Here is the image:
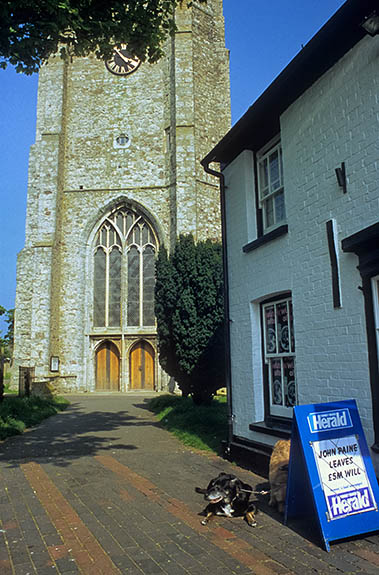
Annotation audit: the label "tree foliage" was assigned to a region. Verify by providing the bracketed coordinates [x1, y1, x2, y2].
[0, 307, 14, 358]
[0, 306, 14, 403]
[155, 235, 225, 404]
[0, 0, 206, 74]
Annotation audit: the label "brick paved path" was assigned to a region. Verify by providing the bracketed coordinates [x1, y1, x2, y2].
[1, 394, 379, 575]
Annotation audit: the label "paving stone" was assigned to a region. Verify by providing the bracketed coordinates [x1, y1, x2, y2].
[13, 563, 37, 575]
[0, 544, 10, 563]
[11, 548, 33, 566]
[112, 554, 141, 571]
[54, 556, 81, 573]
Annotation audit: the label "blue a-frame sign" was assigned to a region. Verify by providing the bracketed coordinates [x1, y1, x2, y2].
[284, 400, 379, 551]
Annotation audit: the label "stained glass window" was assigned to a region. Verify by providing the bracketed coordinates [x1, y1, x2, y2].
[108, 248, 121, 326]
[143, 245, 156, 326]
[94, 248, 106, 326]
[93, 207, 158, 329]
[127, 246, 140, 326]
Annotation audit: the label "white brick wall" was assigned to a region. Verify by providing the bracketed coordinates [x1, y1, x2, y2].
[224, 34, 379, 447]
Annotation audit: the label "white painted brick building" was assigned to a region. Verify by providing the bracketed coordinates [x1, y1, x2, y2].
[203, 0, 379, 473]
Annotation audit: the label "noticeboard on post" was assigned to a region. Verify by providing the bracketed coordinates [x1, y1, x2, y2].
[284, 400, 379, 551]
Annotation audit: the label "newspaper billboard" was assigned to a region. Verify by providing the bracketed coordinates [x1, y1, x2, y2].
[285, 400, 379, 551]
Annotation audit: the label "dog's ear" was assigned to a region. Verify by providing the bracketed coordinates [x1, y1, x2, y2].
[223, 473, 236, 480]
[195, 487, 207, 494]
[217, 473, 229, 481]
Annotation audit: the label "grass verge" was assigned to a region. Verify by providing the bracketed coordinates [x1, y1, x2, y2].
[2, 380, 17, 395]
[147, 394, 227, 454]
[0, 395, 69, 440]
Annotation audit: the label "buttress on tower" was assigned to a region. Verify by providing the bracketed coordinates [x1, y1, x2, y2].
[13, 0, 231, 393]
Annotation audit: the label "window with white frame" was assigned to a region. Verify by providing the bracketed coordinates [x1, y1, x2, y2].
[93, 206, 158, 329]
[257, 140, 285, 232]
[262, 296, 296, 418]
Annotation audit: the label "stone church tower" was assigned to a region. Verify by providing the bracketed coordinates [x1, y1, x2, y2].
[13, 0, 230, 393]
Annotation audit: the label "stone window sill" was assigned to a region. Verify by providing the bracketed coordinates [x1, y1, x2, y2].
[249, 420, 291, 439]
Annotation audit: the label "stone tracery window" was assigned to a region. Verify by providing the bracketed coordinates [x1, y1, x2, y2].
[93, 207, 158, 328]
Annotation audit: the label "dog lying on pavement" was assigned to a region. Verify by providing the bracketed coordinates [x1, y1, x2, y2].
[195, 472, 258, 527]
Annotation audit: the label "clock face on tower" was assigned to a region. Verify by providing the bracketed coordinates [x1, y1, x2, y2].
[105, 45, 141, 76]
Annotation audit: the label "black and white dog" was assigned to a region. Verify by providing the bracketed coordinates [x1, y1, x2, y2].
[195, 472, 258, 527]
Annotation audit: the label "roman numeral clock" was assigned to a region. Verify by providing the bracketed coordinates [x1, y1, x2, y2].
[105, 44, 141, 76]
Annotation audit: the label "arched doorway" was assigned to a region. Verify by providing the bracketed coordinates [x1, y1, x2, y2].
[129, 341, 155, 390]
[95, 341, 120, 391]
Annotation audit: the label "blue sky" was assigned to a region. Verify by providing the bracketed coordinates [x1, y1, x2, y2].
[0, 0, 345, 334]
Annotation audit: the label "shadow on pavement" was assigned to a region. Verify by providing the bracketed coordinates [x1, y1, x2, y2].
[0, 399, 161, 468]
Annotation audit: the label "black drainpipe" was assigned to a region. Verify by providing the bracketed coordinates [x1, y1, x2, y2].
[201, 158, 233, 457]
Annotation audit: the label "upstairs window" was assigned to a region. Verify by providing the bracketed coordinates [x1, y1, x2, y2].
[257, 141, 285, 232]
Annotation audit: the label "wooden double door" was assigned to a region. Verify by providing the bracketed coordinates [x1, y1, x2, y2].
[95, 340, 154, 391]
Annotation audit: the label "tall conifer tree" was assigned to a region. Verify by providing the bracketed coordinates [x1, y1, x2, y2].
[155, 235, 225, 404]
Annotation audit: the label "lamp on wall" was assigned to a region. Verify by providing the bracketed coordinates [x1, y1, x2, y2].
[335, 162, 347, 194]
[361, 11, 379, 36]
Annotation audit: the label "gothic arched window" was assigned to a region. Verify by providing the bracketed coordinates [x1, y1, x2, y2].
[93, 207, 158, 328]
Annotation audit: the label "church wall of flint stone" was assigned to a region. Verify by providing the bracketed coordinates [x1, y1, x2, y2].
[13, 0, 231, 393]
